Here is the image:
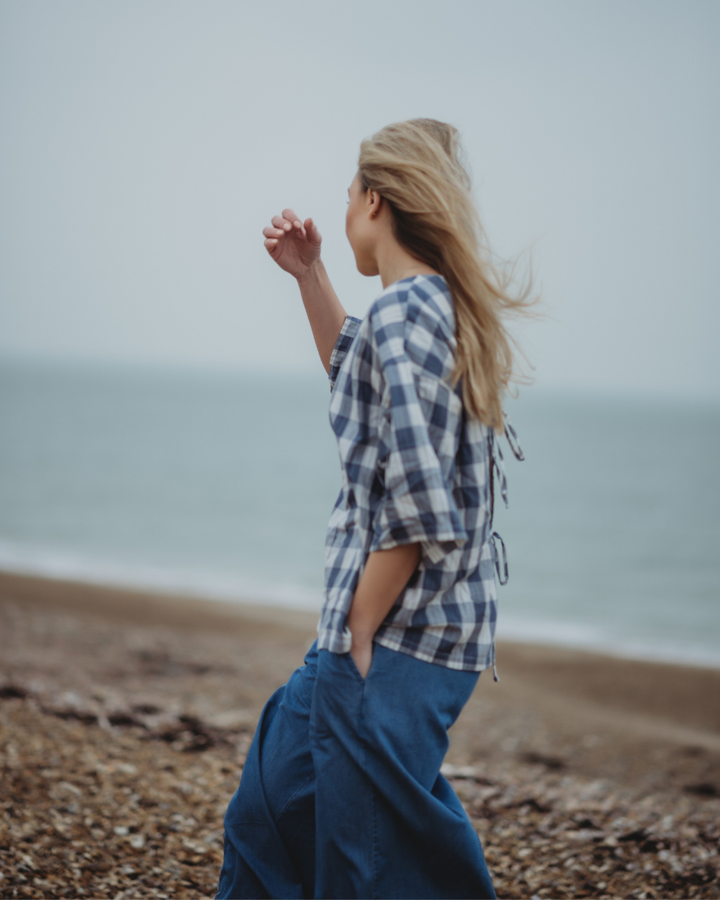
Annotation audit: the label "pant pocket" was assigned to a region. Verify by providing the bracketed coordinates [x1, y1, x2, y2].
[344, 647, 375, 683]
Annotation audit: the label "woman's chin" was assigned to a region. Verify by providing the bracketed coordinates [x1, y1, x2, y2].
[356, 260, 379, 278]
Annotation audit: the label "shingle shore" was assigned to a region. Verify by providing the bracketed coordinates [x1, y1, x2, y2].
[1, 573, 718, 899]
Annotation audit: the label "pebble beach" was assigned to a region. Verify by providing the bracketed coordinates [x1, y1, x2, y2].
[1, 570, 719, 899]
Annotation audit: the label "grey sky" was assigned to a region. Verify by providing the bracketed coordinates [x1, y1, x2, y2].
[1, 0, 718, 397]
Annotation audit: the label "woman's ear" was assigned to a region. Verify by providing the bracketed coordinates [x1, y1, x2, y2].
[367, 189, 383, 220]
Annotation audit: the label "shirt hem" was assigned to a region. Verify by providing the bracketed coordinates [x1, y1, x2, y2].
[375, 631, 494, 673]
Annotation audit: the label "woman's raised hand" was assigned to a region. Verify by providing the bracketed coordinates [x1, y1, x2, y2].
[263, 207, 346, 372]
[263, 208, 322, 280]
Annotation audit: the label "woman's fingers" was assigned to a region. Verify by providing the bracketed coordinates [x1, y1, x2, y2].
[263, 223, 281, 253]
[270, 215, 292, 232]
[282, 209, 306, 239]
[269, 210, 305, 239]
[304, 217, 321, 245]
[263, 209, 319, 267]
[281, 208, 303, 229]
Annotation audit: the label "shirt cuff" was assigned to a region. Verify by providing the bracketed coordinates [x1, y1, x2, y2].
[328, 316, 362, 391]
[371, 503, 468, 565]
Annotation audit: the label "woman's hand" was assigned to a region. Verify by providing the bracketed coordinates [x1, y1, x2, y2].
[262, 206, 346, 372]
[263, 208, 322, 280]
[347, 543, 421, 680]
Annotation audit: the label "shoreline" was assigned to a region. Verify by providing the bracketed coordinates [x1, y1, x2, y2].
[2, 567, 720, 743]
[1, 564, 718, 673]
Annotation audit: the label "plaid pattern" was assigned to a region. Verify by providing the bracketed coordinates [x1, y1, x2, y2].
[319, 274, 516, 672]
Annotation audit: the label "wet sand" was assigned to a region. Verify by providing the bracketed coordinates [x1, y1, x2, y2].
[1, 570, 718, 898]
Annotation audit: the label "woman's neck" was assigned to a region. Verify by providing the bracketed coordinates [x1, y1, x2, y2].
[377, 246, 439, 289]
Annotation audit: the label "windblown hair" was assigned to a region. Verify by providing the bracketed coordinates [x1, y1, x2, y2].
[358, 119, 534, 430]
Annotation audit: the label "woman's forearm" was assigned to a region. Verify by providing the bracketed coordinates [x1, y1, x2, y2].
[296, 260, 347, 373]
[347, 543, 421, 676]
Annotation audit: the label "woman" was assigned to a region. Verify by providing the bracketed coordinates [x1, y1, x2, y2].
[217, 119, 529, 900]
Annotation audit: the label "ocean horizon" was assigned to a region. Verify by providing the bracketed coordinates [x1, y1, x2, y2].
[1, 357, 719, 669]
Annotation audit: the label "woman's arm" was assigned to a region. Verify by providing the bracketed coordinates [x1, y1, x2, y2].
[263, 208, 347, 373]
[296, 260, 348, 373]
[347, 542, 421, 678]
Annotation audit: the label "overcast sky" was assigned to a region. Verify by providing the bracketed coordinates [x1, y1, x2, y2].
[1, 0, 718, 398]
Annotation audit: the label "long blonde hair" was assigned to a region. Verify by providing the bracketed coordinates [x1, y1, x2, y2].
[358, 119, 534, 430]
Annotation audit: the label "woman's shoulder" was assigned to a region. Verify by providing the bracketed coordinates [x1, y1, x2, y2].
[366, 275, 457, 374]
[368, 274, 454, 334]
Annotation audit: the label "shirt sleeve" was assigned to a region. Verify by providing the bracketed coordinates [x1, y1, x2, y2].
[369, 306, 467, 565]
[328, 316, 362, 391]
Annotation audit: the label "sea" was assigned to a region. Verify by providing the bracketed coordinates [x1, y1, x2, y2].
[1, 359, 719, 668]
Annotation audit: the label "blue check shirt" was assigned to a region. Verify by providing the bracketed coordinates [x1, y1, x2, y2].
[319, 274, 520, 672]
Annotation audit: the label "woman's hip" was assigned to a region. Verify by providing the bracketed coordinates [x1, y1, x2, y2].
[310, 644, 479, 788]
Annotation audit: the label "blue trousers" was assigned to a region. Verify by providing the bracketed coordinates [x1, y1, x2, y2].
[217, 642, 496, 900]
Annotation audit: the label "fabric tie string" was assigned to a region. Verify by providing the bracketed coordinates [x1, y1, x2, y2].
[491, 531, 508, 586]
[492, 437, 509, 509]
[503, 413, 525, 461]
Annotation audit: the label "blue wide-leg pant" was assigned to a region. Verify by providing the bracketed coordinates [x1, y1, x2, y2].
[217, 642, 496, 900]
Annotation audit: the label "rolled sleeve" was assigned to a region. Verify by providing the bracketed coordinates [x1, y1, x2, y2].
[328, 316, 362, 391]
[371, 361, 468, 565]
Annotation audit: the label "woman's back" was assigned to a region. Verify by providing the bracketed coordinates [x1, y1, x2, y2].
[321, 273, 503, 672]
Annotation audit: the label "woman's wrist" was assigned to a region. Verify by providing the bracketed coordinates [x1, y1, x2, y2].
[348, 610, 375, 646]
[349, 637, 374, 678]
[295, 257, 324, 286]
[349, 628, 374, 649]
